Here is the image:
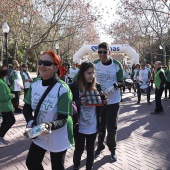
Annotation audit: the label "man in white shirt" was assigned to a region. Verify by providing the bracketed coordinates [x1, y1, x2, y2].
[94, 42, 123, 161]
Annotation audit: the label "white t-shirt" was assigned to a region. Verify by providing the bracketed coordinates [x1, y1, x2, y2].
[133, 69, 139, 81]
[123, 69, 131, 79]
[22, 71, 31, 89]
[94, 59, 122, 104]
[69, 67, 79, 79]
[25, 80, 71, 152]
[146, 67, 151, 72]
[12, 71, 23, 91]
[79, 105, 97, 134]
[138, 69, 150, 82]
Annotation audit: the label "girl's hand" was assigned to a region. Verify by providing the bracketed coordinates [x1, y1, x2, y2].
[80, 97, 86, 105]
[102, 99, 108, 105]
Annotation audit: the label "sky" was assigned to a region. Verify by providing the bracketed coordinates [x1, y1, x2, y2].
[90, 0, 120, 43]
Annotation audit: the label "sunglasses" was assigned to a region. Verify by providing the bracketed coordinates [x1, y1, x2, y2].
[38, 60, 56, 66]
[98, 51, 107, 54]
[16, 66, 20, 68]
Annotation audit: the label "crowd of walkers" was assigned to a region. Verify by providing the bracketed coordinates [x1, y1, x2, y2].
[0, 61, 32, 146]
[0, 41, 169, 170]
[122, 61, 169, 113]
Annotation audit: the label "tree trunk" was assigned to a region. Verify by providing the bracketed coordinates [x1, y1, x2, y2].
[24, 50, 28, 63]
[13, 39, 18, 60]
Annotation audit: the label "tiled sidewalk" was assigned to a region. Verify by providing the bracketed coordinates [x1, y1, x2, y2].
[0, 91, 170, 170]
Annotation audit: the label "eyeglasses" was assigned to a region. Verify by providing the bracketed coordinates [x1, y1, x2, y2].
[16, 66, 20, 68]
[98, 51, 107, 54]
[38, 60, 56, 66]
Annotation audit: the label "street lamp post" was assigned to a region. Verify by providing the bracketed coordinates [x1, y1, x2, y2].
[159, 45, 166, 65]
[56, 43, 62, 62]
[2, 22, 10, 66]
[55, 43, 59, 55]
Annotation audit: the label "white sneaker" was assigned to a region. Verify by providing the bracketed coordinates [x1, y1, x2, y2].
[0, 137, 9, 145]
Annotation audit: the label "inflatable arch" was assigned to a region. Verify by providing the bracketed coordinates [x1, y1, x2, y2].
[73, 44, 140, 66]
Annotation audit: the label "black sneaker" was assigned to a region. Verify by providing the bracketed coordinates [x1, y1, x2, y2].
[160, 109, 164, 113]
[14, 108, 23, 113]
[110, 151, 117, 161]
[147, 101, 151, 105]
[150, 111, 160, 114]
[136, 101, 140, 104]
[94, 146, 105, 158]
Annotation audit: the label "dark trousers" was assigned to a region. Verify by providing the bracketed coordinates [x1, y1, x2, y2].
[133, 81, 137, 92]
[97, 103, 119, 152]
[150, 80, 154, 89]
[137, 85, 150, 102]
[11, 91, 20, 111]
[165, 82, 170, 98]
[155, 87, 164, 112]
[0, 111, 15, 137]
[26, 142, 67, 170]
[73, 132, 97, 170]
[24, 88, 29, 97]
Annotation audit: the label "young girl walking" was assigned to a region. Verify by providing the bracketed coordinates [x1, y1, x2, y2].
[69, 61, 107, 170]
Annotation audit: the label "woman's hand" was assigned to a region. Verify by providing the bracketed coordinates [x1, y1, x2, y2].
[40, 123, 52, 135]
[40, 129, 49, 135]
[26, 120, 34, 128]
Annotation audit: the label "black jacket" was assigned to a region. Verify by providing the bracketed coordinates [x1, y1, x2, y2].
[69, 81, 103, 133]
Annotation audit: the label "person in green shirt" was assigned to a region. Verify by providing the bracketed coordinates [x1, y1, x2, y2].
[151, 61, 166, 114]
[0, 66, 16, 147]
[165, 66, 170, 100]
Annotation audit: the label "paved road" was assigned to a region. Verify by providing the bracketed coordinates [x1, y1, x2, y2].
[0, 89, 170, 170]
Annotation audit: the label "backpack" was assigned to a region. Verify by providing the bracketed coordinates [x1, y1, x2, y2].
[72, 101, 79, 129]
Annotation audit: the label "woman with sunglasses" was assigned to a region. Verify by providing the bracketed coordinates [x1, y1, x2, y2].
[23, 50, 73, 170]
[0, 66, 16, 147]
[11, 64, 24, 113]
[69, 61, 107, 170]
